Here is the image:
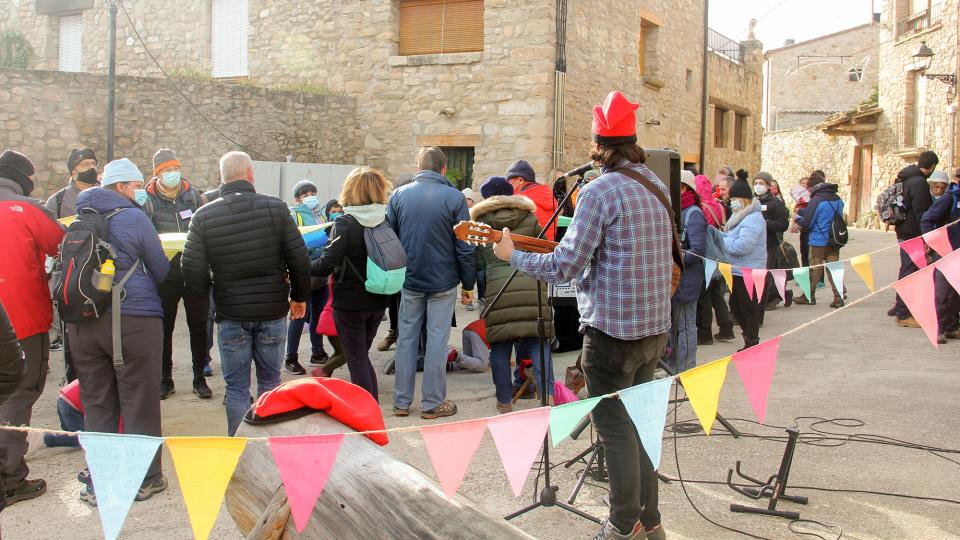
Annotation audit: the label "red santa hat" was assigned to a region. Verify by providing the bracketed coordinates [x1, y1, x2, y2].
[591, 91, 639, 145]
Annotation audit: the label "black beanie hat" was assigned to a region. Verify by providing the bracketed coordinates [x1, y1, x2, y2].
[67, 148, 98, 173]
[0, 149, 36, 195]
[504, 160, 536, 183]
[728, 179, 753, 200]
[481, 176, 514, 199]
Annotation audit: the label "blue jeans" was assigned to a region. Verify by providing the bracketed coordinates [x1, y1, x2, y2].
[218, 318, 286, 436]
[43, 398, 83, 448]
[668, 298, 698, 373]
[286, 285, 328, 357]
[491, 338, 554, 404]
[394, 287, 457, 411]
[476, 270, 486, 300]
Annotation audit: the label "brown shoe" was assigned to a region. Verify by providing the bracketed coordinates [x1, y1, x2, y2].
[4, 478, 46, 505]
[496, 403, 513, 414]
[944, 330, 960, 339]
[392, 405, 409, 417]
[896, 316, 921, 328]
[421, 400, 457, 420]
[376, 329, 398, 352]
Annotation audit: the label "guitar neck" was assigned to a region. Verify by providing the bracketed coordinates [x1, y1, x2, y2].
[488, 229, 557, 254]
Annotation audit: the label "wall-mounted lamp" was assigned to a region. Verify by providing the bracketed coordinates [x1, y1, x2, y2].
[912, 41, 957, 103]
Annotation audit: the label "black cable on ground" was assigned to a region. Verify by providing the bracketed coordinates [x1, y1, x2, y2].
[117, 0, 270, 161]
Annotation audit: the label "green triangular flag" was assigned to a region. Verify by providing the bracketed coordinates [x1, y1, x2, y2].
[549, 397, 603, 446]
[793, 267, 811, 301]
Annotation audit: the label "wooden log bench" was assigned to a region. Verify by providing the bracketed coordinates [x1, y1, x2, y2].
[226, 412, 533, 539]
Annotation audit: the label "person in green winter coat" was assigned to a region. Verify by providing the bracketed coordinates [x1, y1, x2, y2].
[470, 177, 554, 414]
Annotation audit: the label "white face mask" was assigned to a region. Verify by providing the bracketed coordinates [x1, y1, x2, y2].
[754, 184, 768, 196]
[160, 171, 181, 188]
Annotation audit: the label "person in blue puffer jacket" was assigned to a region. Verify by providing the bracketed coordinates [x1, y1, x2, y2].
[284, 180, 330, 373]
[667, 171, 707, 372]
[793, 175, 845, 308]
[719, 176, 767, 351]
[921, 170, 960, 342]
[68, 158, 170, 506]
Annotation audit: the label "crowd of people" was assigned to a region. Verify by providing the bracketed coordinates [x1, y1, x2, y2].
[0, 86, 957, 538]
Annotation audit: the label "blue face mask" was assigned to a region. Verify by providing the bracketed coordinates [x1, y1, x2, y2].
[328, 212, 342, 221]
[133, 189, 148, 206]
[160, 171, 181, 188]
[302, 195, 320, 209]
[730, 199, 744, 213]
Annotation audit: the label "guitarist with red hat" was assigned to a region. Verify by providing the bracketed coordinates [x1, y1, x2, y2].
[493, 91, 672, 540]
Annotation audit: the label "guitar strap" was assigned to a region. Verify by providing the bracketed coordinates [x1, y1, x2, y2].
[615, 167, 685, 272]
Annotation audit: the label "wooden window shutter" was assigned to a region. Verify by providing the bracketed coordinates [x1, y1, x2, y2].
[399, 0, 484, 56]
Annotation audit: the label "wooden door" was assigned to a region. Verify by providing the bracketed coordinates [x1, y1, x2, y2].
[859, 145, 873, 221]
[440, 146, 474, 190]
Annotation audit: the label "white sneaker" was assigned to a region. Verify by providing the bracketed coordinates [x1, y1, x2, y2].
[24, 430, 46, 460]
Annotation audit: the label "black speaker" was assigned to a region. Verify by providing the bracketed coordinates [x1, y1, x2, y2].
[642, 148, 682, 230]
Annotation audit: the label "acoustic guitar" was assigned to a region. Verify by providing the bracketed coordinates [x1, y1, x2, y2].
[453, 221, 556, 253]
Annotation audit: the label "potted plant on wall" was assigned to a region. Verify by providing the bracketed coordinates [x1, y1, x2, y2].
[0, 30, 32, 69]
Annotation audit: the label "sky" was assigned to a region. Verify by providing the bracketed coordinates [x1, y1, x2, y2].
[709, 0, 877, 51]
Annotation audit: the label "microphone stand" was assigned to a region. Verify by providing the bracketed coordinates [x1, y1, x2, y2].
[482, 174, 600, 524]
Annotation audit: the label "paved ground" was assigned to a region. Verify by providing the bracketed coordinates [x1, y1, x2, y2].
[4, 228, 960, 539]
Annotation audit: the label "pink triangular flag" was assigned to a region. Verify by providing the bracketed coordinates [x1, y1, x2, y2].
[770, 269, 787, 302]
[421, 419, 487, 499]
[487, 408, 551, 497]
[268, 435, 344, 532]
[934, 249, 960, 297]
[893, 264, 939, 347]
[741, 268, 755, 300]
[732, 338, 781, 423]
[922, 227, 955, 258]
[901, 237, 928, 269]
[752, 268, 768, 301]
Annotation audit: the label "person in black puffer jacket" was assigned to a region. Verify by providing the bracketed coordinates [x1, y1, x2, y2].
[752, 171, 790, 313]
[143, 149, 211, 400]
[310, 167, 393, 401]
[892, 151, 938, 325]
[182, 151, 310, 436]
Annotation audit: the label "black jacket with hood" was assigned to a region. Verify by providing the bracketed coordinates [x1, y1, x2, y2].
[895, 164, 933, 240]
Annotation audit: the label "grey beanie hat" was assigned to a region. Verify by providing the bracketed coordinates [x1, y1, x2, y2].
[293, 179, 318, 198]
[754, 171, 773, 183]
[152, 148, 178, 170]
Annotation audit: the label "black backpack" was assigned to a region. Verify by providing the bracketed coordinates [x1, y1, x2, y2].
[54, 208, 130, 321]
[827, 203, 849, 248]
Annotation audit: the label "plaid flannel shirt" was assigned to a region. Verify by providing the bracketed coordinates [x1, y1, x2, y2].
[510, 162, 672, 340]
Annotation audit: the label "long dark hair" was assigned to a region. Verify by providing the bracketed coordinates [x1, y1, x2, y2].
[590, 142, 646, 169]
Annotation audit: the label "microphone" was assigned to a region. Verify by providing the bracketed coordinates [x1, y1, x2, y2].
[553, 162, 594, 197]
[558, 162, 594, 181]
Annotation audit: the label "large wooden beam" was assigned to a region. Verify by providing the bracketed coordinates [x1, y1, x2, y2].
[226, 412, 533, 539]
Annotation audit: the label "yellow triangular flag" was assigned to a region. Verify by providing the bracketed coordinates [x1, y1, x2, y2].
[166, 437, 247, 540]
[678, 356, 731, 435]
[717, 263, 734, 291]
[851, 254, 874, 292]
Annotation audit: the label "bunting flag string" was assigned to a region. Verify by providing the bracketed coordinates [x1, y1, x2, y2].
[718, 262, 734, 291]
[771, 269, 788, 301]
[421, 419, 488, 499]
[742, 268, 756, 300]
[851, 254, 875, 292]
[549, 397, 602, 446]
[487, 408, 552, 497]
[893, 264, 939, 347]
[269, 434, 344, 532]
[166, 437, 248, 540]
[752, 268, 768, 301]
[704, 259, 718, 289]
[901, 236, 928, 270]
[678, 357, 731, 435]
[794, 266, 812, 301]
[923, 227, 954, 258]
[731, 338, 781, 424]
[826, 261, 845, 296]
[620, 378, 673, 469]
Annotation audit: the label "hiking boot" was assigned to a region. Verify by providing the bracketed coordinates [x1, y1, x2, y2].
[784, 290, 794, 308]
[896, 316, 921, 328]
[79, 484, 97, 507]
[713, 331, 735, 343]
[593, 519, 645, 540]
[49, 338, 64, 352]
[392, 405, 409, 417]
[937, 334, 948, 344]
[5, 478, 46, 505]
[765, 298, 781, 311]
[160, 379, 175, 400]
[944, 330, 960, 340]
[284, 357, 306, 375]
[309, 351, 328, 365]
[376, 329, 398, 352]
[496, 403, 513, 414]
[793, 294, 815, 305]
[645, 524, 666, 540]
[421, 400, 457, 420]
[77, 468, 91, 486]
[193, 376, 212, 399]
[134, 476, 168, 501]
[829, 298, 845, 309]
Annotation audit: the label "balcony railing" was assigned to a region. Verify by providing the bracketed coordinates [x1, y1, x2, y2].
[895, 2, 942, 38]
[707, 28, 743, 63]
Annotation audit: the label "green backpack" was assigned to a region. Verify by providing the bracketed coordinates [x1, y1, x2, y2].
[344, 221, 407, 295]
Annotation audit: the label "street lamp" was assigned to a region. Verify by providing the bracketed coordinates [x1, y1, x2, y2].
[911, 41, 957, 104]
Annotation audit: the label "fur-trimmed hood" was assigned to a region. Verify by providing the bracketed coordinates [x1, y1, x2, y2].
[469, 195, 536, 221]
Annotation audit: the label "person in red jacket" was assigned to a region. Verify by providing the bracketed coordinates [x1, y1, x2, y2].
[505, 160, 557, 241]
[0, 149, 65, 506]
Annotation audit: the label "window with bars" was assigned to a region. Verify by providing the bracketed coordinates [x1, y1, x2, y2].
[211, 0, 249, 78]
[58, 15, 83, 72]
[398, 0, 484, 56]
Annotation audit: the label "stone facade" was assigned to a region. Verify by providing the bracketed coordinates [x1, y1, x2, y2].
[0, 68, 357, 198]
[1, 0, 764, 187]
[761, 2, 959, 227]
[764, 24, 880, 131]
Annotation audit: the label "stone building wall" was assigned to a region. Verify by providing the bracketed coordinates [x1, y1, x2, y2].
[765, 24, 880, 131]
[704, 42, 764, 175]
[0, 68, 358, 198]
[761, 125, 857, 198]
